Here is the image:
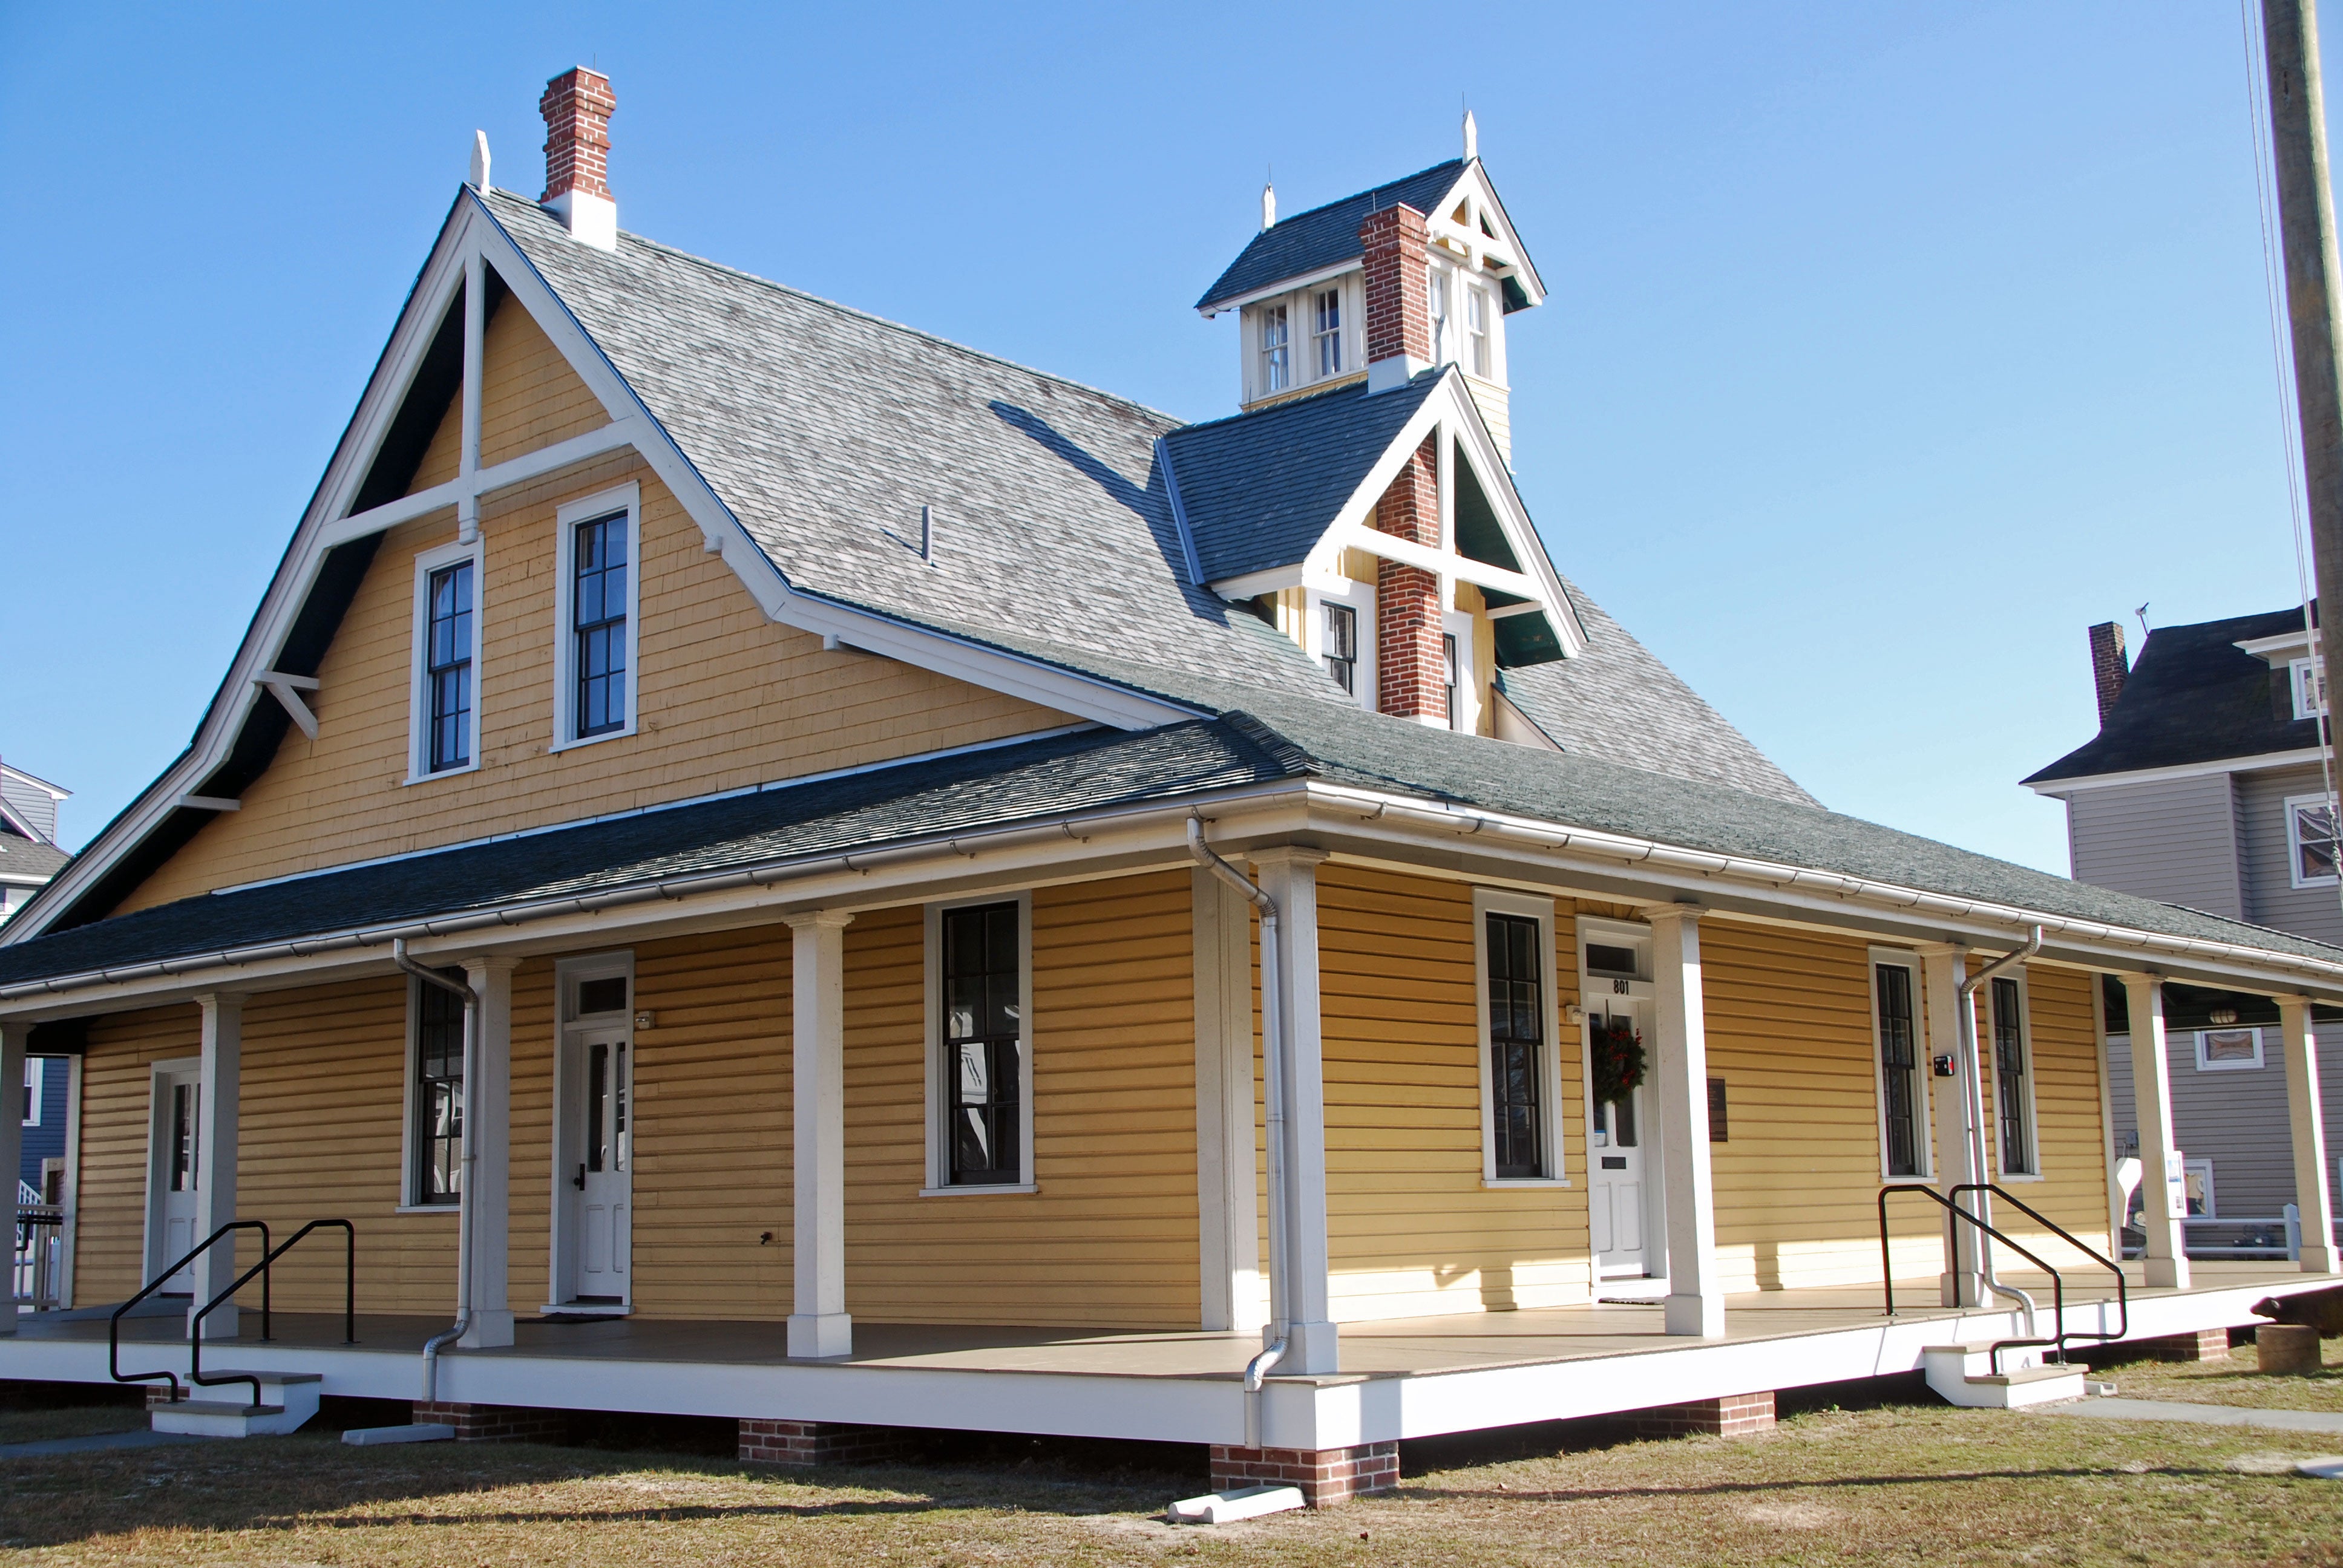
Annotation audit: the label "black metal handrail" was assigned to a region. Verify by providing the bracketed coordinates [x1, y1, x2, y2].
[110, 1220, 269, 1405]
[1878, 1183, 2129, 1375]
[188, 1220, 358, 1409]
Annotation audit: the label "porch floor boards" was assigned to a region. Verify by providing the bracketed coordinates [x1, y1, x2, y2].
[23, 1261, 2305, 1383]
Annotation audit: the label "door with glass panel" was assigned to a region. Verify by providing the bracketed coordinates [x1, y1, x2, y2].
[1582, 934, 1654, 1280]
[555, 968, 634, 1308]
[149, 1063, 202, 1291]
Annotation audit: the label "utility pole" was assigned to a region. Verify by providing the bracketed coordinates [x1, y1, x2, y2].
[2267, 0, 2343, 662]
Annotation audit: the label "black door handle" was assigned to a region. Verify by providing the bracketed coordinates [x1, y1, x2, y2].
[572, 1163, 585, 1191]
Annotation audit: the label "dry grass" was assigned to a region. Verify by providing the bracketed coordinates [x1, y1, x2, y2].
[0, 1403, 148, 1448]
[0, 1396, 2339, 1566]
[2088, 1338, 2343, 1411]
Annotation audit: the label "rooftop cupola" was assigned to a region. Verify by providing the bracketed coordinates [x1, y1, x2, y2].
[540, 67, 618, 250]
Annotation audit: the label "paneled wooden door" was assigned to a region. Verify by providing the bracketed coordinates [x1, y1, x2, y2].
[559, 1026, 632, 1306]
[148, 1063, 202, 1292]
[1587, 996, 1650, 1281]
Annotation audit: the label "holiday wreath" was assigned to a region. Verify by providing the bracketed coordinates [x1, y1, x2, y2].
[1590, 1014, 1646, 1105]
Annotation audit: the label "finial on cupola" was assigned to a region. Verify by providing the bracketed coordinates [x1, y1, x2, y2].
[1463, 108, 1478, 162]
[469, 130, 491, 191]
[1260, 173, 1276, 232]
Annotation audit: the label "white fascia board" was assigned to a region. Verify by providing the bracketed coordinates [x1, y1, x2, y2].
[1208, 564, 1307, 601]
[1438, 377, 1585, 650]
[2021, 748, 2330, 797]
[1321, 521, 1539, 599]
[1196, 259, 1362, 318]
[1447, 162, 1544, 307]
[0, 764, 69, 802]
[2236, 629, 2313, 666]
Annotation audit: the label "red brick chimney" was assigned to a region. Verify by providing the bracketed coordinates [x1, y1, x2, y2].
[540, 67, 617, 249]
[1374, 435, 1447, 724]
[1360, 203, 1431, 393]
[2088, 621, 2128, 725]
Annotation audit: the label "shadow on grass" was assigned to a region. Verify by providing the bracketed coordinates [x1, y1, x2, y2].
[1399, 1462, 2272, 1507]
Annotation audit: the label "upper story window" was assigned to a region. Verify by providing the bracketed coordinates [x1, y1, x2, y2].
[2287, 791, 2340, 887]
[554, 483, 641, 750]
[425, 560, 474, 772]
[1466, 285, 1490, 377]
[1260, 303, 1291, 393]
[408, 540, 483, 782]
[1325, 602, 1358, 695]
[1314, 288, 1343, 377]
[2292, 655, 2327, 720]
[1427, 266, 1450, 363]
[1443, 632, 1460, 730]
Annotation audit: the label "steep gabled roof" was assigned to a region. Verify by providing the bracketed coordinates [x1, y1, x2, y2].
[1162, 373, 1444, 582]
[2024, 606, 2318, 786]
[1196, 161, 1466, 313]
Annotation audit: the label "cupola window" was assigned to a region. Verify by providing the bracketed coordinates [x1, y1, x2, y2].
[1314, 288, 1343, 377]
[1260, 304, 1291, 393]
[1324, 602, 1358, 694]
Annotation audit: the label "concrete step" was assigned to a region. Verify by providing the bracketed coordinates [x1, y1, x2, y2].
[151, 1370, 321, 1437]
[1922, 1344, 2088, 1409]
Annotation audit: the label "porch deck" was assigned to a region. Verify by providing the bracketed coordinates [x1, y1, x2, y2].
[3, 1263, 2329, 1449]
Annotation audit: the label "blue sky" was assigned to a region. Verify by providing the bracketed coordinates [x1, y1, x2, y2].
[0, 3, 2324, 871]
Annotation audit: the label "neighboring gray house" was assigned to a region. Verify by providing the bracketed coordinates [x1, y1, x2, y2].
[2025, 611, 2343, 1238]
[0, 761, 68, 930]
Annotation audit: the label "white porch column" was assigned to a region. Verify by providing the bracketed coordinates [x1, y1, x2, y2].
[1249, 848, 1337, 1374]
[1191, 867, 1265, 1333]
[2279, 996, 2340, 1273]
[191, 993, 242, 1339]
[1919, 944, 1985, 1307]
[0, 1020, 26, 1334]
[2120, 975, 2189, 1289]
[460, 956, 517, 1347]
[787, 910, 854, 1359]
[1648, 907, 1722, 1338]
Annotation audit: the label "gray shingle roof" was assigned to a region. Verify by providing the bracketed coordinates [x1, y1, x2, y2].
[2025, 605, 2316, 785]
[1195, 162, 1466, 313]
[0, 830, 69, 884]
[1162, 373, 1442, 583]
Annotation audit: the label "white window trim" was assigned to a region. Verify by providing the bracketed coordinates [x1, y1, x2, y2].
[1475, 888, 1568, 1187]
[2285, 790, 2339, 889]
[398, 968, 470, 1211]
[922, 891, 1038, 1195]
[1441, 607, 1478, 734]
[2194, 1025, 2266, 1072]
[404, 536, 485, 785]
[2292, 655, 2327, 720]
[1867, 947, 1933, 1183]
[1305, 577, 1378, 713]
[551, 481, 643, 753]
[21, 1054, 44, 1127]
[1985, 967, 2044, 1183]
[1575, 913, 1652, 1161]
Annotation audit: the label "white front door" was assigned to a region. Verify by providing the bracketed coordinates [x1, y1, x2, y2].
[151, 1065, 202, 1292]
[561, 1027, 632, 1305]
[1587, 998, 1651, 1279]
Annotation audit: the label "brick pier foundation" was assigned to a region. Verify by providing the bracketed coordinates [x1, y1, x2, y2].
[2145, 1328, 2233, 1362]
[412, 1400, 571, 1443]
[1208, 1442, 1398, 1507]
[1630, 1390, 1777, 1438]
[738, 1419, 913, 1467]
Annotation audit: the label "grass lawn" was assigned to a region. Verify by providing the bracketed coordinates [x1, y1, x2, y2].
[2086, 1336, 2342, 1411]
[0, 1391, 2339, 1566]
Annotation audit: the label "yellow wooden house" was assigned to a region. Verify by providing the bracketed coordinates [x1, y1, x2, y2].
[1, 70, 2335, 1503]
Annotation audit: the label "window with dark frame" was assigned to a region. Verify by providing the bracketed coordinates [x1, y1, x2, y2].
[1486, 912, 1546, 1178]
[169, 1082, 199, 1194]
[572, 513, 629, 738]
[413, 971, 465, 1205]
[1443, 632, 1460, 730]
[1875, 961, 1921, 1177]
[1991, 975, 2033, 1175]
[943, 901, 1023, 1185]
[425, 558, 474, 772]
[1323, 602, 1358, 695]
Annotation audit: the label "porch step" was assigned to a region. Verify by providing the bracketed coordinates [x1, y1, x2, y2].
[150, 1371, 321, 1437]
[1921, 1345, 2088, 1410]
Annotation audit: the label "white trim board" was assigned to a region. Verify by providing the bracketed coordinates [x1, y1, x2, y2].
[2024, 748, 2329, 796]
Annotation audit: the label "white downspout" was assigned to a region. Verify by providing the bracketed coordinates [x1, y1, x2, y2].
[1187, 817, 1289, 1446]
[393, 940, 478, 1403]
[1956, 927, 2045, 1332]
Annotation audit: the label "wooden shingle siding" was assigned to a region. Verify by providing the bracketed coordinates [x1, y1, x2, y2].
[2107, 1020, 2343, 1221]
[1314, 864, 1588, 1321]
[2065, 774, 2244, 921]
[840, 874, 1204, 1327]
[2236, 763, 2343, 945]
[116, 292, 1072, 913]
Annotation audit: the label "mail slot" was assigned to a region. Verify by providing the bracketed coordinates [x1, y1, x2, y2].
[1601, 1155, 1628, 1170]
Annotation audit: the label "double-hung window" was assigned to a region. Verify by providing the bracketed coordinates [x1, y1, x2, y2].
[1477, 890, 1562, 1183]
[554, 483, 641, 748]
[1466, 285, 1490, 376]
[408, 540, 482, 780]
[2288, 791, 2340, 887]
[932, 898, 1031, 1189]
[1427, 266, 1450, 363]
[1324, 602, 1358, 695]
[1260, 303, 1291, 394]
[2292, 655, 2327, 720]
[1443, 633, 1460, 730]
[1314, 288, 1343, 377]
[1871, 953, 1926, 1178]
[1990, 974, 2034, 1177]
[409, 970, 465, 1206]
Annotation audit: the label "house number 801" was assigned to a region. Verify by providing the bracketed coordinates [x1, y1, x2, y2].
[1612, 978, 1629, 994]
